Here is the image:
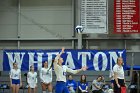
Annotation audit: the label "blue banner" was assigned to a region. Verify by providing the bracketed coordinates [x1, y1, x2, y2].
[3, 49, 126, 71]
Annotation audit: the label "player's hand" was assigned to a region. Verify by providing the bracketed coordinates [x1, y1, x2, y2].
[82, 66, 88, 71]
[82, 90, 87, 92]
[61, 47, 65, 53]
[69, 87, 73, 91]
[20, 83, 22, 87]
[35, 84, 38, 88]
[124, 83, 127, 88]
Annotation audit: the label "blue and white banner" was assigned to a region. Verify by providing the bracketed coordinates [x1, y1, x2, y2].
[3, 49, 126, 71]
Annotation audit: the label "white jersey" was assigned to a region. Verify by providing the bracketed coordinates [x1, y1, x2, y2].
[54, 56, 79, 82]
[10, 69, 21, 79]
[40, 67, 52, 83]
[27, 72, 37, 88]
[113, 64, 124, 79]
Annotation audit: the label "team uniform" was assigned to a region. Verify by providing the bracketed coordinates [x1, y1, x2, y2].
[27, 72, 37, 88]
[78, 82, 88, 93]
[113, 64, 125, 93]
[40, 67, 52, 84]
[66, 79, 77, 93]
[54, 56, 80, 93]
[10, 68, 21, 85]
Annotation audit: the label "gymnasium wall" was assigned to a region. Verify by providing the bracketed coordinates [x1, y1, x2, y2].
[0, 0, 140, 67]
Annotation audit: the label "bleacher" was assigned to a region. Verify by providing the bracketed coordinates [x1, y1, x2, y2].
[0, 70, 131, 93]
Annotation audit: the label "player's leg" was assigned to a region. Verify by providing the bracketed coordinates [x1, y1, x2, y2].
[11, 79, 18, 93]
[11, 84, 16, 93]
[15, 84, 20, 93]
[47, 83, 53, 93]
[33, 86, 37, 93]
[41, 83, 47, 93]
[15, 79, 21, 93]
[28, 86, 31, 93]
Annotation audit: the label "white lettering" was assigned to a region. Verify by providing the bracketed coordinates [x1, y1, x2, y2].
[28, 52, 44, 70]
[47, 52, 58, 69]
[78, 52, 91, 67]
[65, 52, 75, 69]
[109, 51, 123, 69]
[6, 52, 25, 69]
[93, 52, 107, 71]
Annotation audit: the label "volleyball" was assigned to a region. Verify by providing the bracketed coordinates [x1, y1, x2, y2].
[75, 25, 84, 34]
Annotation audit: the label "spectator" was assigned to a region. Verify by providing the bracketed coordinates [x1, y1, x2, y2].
[91, 75, 104, 93]
[78, 75, 88, 93]
[66, 74, 77, 93]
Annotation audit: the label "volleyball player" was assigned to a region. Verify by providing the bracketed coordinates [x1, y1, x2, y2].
[54, 47, 87, 93]
[27, 65, 37, 93]
[40, 61, 52, 93]
[9, 62, 22, 93]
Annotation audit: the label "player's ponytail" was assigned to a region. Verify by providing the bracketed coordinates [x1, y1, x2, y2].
[30, 65, 32, 71]
[47, 59, 54, 71]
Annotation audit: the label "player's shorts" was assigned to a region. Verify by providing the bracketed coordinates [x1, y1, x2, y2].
[12, 79, 20, 85]
[111, 80, 114, 83]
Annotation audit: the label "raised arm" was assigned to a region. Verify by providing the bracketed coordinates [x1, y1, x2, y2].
[54, 47, 65, 64]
